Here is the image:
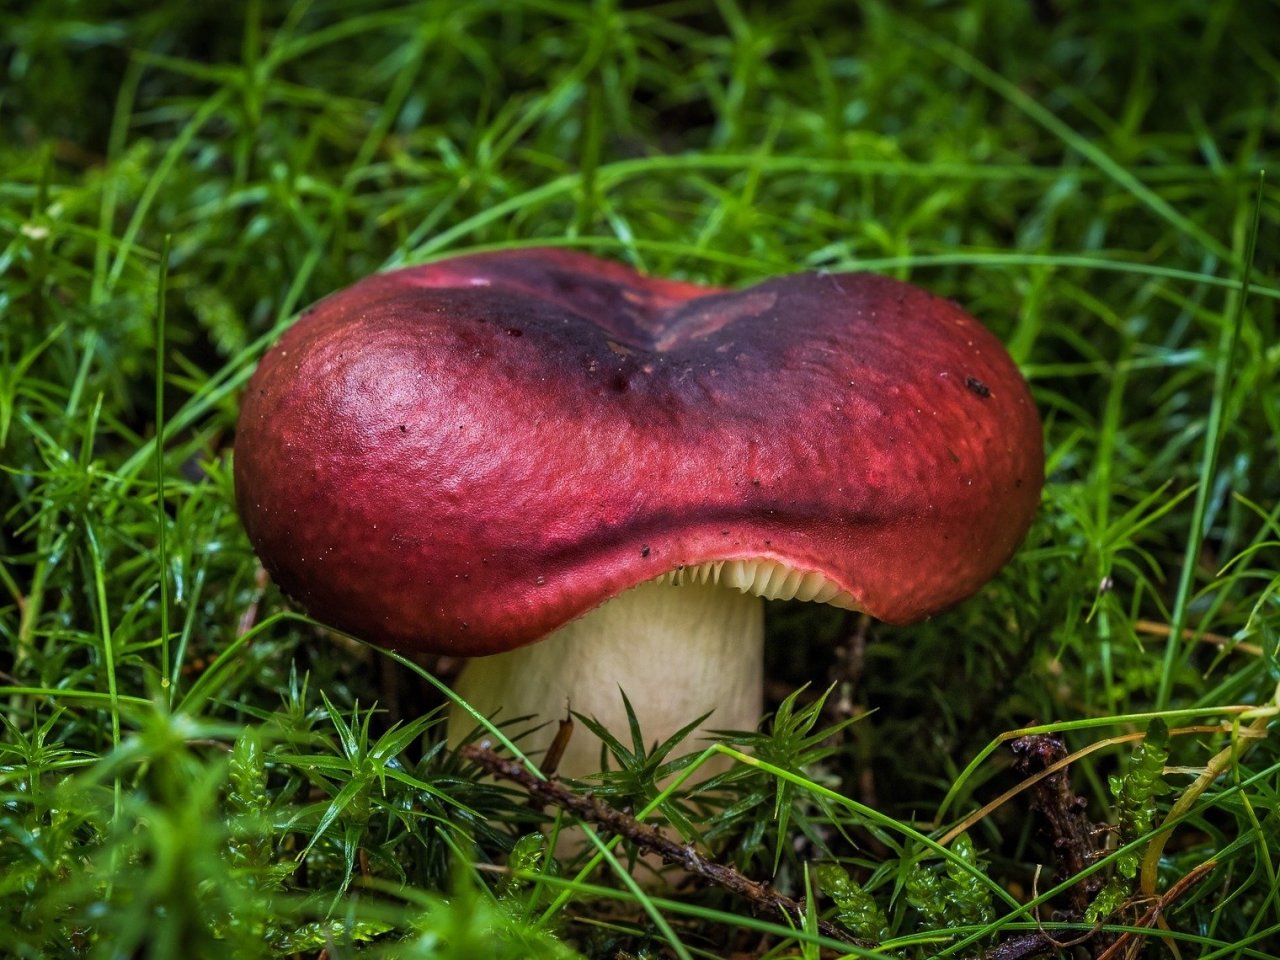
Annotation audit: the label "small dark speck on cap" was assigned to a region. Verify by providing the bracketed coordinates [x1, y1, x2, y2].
[965, 376, 991, 399]
[640, 545, 650, 557]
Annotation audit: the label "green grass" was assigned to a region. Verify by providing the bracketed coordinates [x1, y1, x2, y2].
[2, 0, 1278, 956]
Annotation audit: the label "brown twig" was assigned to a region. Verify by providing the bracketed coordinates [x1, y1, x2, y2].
[539, 709, 575, 779]
[1133, 619, 1262, 658]
[1010, 732, 1101, 917]
[979, 932, 1060, 960]
[940, 723, 1240, 848]
[971, 734, 1113, 960]
[461, 744, 865, 947]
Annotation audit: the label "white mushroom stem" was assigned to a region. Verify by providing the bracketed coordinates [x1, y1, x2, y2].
[448, 581, 764, 778]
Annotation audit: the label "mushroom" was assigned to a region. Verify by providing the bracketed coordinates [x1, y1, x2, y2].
[234, 248, 1043, 777]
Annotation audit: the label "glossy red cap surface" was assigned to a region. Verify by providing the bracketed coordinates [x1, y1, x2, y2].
[234, 248, 1043, 655]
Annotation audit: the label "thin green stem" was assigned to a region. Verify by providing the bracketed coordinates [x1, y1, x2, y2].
[1156, 173, 1265, 708]
[155, 235, 173, 704]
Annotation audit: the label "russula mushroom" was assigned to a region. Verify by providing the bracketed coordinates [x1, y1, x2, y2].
[234, 248, 1043, 776]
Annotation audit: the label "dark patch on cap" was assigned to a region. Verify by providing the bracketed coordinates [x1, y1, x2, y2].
[965, 376, 991, 398]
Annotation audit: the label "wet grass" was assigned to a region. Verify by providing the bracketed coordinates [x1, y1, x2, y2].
[2, 0, 1278, 956]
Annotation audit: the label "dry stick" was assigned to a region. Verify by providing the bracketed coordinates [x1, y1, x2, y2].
[939, 722, 1253, 848]
[1010, 733, 1100, 918]
[979, 932, 1061, 960]
[1133, 619, 1263, 658]
[461, 744, 863, 947]
[539, 711, 575, 778]
[974, 736, 1109, 960]
[974, 728, 1233, 960]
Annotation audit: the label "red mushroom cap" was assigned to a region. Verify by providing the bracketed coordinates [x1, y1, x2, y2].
[234, 248, 1043, 655]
